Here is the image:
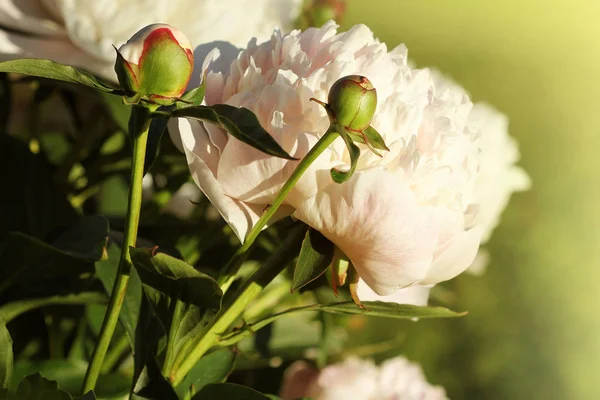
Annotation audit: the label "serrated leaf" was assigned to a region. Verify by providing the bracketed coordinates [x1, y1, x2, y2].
[175, 348, 236, 398]
[0, 59, 123, 94]
[291, 229, 334, 292]
[218, 301, 466, 347]
[168, 105, 295, 160]
[0, 292, 106, 323]
[192, 383, 274, 400]
[0, 318, 12, 390]
[330, 128, 360, 183]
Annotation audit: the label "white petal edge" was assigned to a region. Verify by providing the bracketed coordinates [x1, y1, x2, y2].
[294, 169, 440, 296]
[356, 279, 432, 306]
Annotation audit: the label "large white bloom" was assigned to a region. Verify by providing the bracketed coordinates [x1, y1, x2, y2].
[0, 0, 302, 79]
[280, 357, 447, 400]
[171, 21, 528, 299]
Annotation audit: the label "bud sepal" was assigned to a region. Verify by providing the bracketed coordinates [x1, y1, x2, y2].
[114, 23, 194, 107]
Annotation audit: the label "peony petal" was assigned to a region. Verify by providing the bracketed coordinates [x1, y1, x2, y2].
[279, 361, 319, 400]
[171, 117, 261, 241]
[0, 0, 65, 37]
[422, 225, 482, 284]
[356, 279, 432, 306]
[188, 40, 241, 90]
[0, 30, 113, 77]
[294, 169, 439, 296]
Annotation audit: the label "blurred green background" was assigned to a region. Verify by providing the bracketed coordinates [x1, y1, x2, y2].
[342, 1, 600, 399]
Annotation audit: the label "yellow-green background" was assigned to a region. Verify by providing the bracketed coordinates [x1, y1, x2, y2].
[342, 1, 600, 399]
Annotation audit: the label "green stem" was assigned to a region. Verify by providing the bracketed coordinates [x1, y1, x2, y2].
[170, 127, 340, 385]
[170, 223, 306, 386]
[101, 334, 131, 374]
[162, 299, 186, 376]
[218, 127, 338, 291]
[81, 105, 153, 393]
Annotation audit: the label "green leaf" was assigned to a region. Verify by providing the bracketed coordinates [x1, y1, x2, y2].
[0, 318, 12, 390]
[0, 59, 122, 94]
[15, 373, 71, 400]
[131, 356, 178, 400]
[131, 295, 167, 395]
[129, 248, 223, 378]
[51, 216, 109, 262]
[219, 301, 466, 347]
[330, 128, 360, 183]
[175, 349, 236, 397]
[11, 360, 130, 399]
[143, 114, 169, 175]
[192, 383, 274, 400]
[0, 232, 94, 299]
[291, 229, 334, 292]
[361, 125, 389, 151]
[76, 392, 97, 400]
[95, 244, 142, 346]
[175, 80, 206, 109]
[129, 248, 222, 310]
[0, 292, 107, 323]
[168, 105, 295, 160]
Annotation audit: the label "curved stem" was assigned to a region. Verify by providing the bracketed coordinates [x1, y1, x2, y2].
[218, 127, 339, 291]
[170, 128, 340, 385]
[81, 105, 152, 393]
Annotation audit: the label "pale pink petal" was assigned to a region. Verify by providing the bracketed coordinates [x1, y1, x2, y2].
[279, 361, 319, 400]
[356, 279, 432, 306]
[422, 226, 482, 284]
[171, 118, 261, 241]
[294, 169, 439, 296]
[0, 0, 65, 36]
[0, 30, 113, 77]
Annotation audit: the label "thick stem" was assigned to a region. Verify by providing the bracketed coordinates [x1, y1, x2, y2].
[81, 105, 152, 393]
[170, 223, 306, 386]
[170, 128, 340, 385]
[218, 127, 338, 291]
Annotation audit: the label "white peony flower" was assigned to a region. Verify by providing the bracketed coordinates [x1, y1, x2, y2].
[360, 78, 531, 301]
[0, 0, 302, 79]
[468, 103, 531, 241]
[280, 356, 447, 400]
[171, 21, 530, 302]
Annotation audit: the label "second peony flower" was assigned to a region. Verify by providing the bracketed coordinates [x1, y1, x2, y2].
[171, 21, 529, 301]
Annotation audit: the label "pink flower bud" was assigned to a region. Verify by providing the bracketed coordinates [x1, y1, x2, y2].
[115, 23, 194, 101]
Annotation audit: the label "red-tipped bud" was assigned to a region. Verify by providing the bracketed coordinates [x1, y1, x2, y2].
[114, 23, 194, 101]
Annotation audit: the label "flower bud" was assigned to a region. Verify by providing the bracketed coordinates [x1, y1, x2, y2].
[298, 0, 347, 29]
[327, 75, 377, 132]
[115, 23, 194, 101]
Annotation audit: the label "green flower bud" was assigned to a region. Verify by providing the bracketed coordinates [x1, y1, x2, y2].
[114, 23, 194, 102]
[327, 75, 377, 132]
